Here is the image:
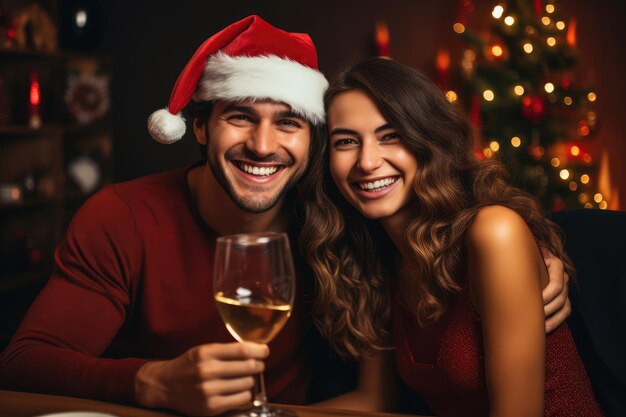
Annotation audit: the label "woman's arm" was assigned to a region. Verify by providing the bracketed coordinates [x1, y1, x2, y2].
[467, 206, 548, 417]
[315, 351, 397, 412]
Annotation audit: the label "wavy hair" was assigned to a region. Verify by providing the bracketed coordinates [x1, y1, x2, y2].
[298, 58, 574, 359]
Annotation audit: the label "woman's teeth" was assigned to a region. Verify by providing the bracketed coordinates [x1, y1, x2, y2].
[357, 177, 397, 192]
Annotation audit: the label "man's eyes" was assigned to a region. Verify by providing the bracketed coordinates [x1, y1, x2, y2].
[227, 114, 253, 122]
[277, 119, 302, 128]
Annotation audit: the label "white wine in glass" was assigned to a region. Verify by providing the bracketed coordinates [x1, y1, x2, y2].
[213, 232, 296, 417]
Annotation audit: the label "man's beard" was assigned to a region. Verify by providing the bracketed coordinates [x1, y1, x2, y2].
[207, 147, 306, 213]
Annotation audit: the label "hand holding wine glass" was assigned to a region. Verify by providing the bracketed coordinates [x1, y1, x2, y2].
[214, 232, 297, 417]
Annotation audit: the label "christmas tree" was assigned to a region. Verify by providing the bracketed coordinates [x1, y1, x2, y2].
[446, 0, 603, 211]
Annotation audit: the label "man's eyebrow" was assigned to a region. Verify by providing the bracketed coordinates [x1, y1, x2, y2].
[221, 105, 257, 116]
[276, 110, 305, 120]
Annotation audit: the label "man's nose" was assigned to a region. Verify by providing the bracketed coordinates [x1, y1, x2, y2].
[246, 122, 279, 157]
[357, 140, 383, 173]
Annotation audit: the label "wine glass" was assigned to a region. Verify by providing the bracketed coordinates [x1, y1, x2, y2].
[213, 232, 297, 417]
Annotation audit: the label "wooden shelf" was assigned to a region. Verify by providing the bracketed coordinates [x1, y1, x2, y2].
[0, 125, 64, 137]
[0, 47, 108, 62]
[0, 46, 62, 60]
[0, 198, 57, 214]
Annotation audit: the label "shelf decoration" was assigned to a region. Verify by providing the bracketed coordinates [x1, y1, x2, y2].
[64, 72, 110, 124]
[67, 154, 101, 195]
[12, 3, 57, 51]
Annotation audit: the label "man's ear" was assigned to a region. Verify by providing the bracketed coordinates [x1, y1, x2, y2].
[193, 118, 208, 145]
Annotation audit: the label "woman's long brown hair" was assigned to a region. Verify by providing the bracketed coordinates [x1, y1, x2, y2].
[298, 58, 574, 359]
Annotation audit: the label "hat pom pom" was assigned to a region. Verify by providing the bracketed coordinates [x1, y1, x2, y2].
[148, 108, 187, 144]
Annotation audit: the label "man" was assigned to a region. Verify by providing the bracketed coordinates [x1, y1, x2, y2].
[0, 15, 570, 416]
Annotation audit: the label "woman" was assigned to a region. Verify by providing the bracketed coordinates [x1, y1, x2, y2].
[299, 58, 603, 416]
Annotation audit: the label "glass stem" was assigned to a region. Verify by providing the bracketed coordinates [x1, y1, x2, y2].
[253, 372, 270, 413]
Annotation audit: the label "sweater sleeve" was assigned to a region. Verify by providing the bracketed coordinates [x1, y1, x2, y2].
[0, 187, 148, 403]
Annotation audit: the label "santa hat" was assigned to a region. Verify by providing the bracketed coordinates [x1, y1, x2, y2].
[148, 15, 328, 144]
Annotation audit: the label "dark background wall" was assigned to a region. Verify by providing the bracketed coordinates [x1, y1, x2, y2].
[100, 0, 626, 208]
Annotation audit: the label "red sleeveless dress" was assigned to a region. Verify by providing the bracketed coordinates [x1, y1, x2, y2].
[392, 292, 604, 417]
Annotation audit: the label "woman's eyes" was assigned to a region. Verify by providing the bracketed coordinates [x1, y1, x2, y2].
[333, 133, 400, 147]
[381, 132, 400, 141]
[333, 138, 358, 147]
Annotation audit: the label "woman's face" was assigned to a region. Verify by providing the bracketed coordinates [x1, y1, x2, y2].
[327, 89, 418, 220]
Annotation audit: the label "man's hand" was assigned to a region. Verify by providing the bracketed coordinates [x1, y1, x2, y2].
[541, 248, 571, 333]
[135, 342, 268, 416]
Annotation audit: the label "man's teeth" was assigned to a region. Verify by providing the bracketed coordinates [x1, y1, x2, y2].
[358, 177, 397, 191]
[239, 163, 279, 176]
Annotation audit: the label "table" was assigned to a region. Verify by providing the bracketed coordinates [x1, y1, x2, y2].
[0, 390, 424, 417]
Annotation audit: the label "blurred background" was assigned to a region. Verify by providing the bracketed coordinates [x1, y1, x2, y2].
[0, 0, 625, 347]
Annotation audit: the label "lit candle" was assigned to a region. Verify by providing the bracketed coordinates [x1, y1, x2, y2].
[436, 48, 451, 89]
[28, 71, 42, 129]
[567, 17, 577, 47]
[375, 21, 390, 58]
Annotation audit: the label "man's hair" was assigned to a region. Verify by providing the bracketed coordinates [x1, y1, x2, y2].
[183, 101, 214, 160]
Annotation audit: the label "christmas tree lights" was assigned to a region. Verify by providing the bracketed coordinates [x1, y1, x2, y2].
[450, 0, 604, 210]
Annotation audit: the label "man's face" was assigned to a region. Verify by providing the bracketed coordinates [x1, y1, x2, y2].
[196, 100, 311, 213]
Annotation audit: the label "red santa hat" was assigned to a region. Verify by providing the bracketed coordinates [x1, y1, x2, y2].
[148, 15, 328, 144]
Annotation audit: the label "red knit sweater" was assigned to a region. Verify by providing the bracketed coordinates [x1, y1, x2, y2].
[0, 166, 311, 405]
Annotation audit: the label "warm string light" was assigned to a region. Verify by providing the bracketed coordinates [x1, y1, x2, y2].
[580, 174, 590, 184]
[594, 193, 603, 203]
[579, 193, 589, 204]
[556, 21, 566, 30]
[523, 43, 534, 53]
[514, 85, 525, 95]
[546, 4, 555, 14]
[492, 5, 504, 19]
[564, 96, 572, 105]
[542, 16, 551, 26]
[491, 45, 504, 57]
[559, 169, 570, 180]
[571, 145, 581, 156]
[489, 140, 500, 151]
[551, 157, 560, 167]
[544, 82, 555, 93]
[578, 121, 590, 136]
[483, 89, 495, 101]
[587, 92, 597, 102]
[547, 37, 556, 46]
[445, 90, 458, 103]
[453, 23, 466, 33]
[504, 16, 515, 26]
[569, 181, 578, 191]
[511, 136, 522, 147]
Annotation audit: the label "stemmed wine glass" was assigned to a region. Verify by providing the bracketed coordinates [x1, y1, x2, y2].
[213, 232, 297, 417]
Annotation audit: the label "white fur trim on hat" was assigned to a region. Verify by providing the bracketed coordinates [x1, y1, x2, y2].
[193, 52, 328, 125]
[148, 108, 187, 144]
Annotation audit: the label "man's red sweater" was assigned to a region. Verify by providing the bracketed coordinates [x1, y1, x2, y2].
[0, 166, 311, 405]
